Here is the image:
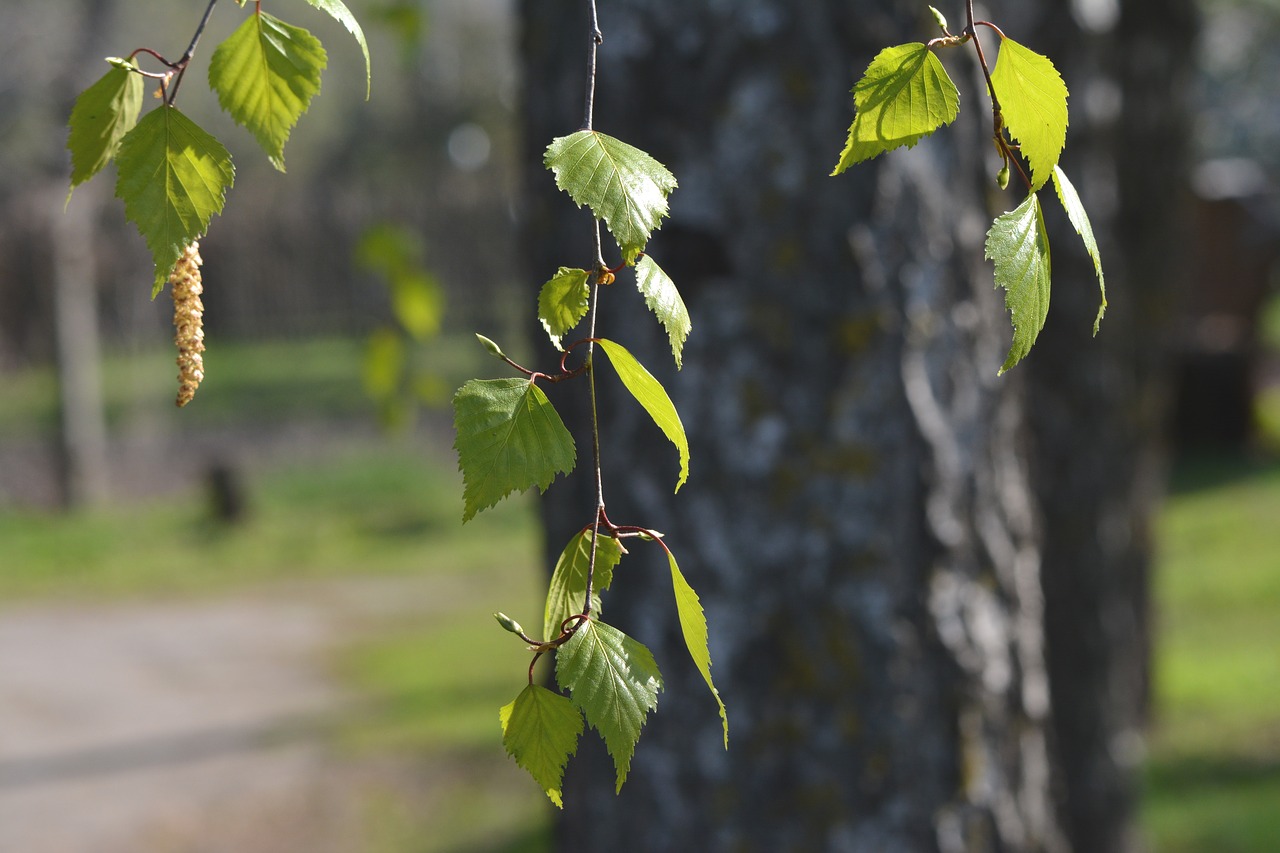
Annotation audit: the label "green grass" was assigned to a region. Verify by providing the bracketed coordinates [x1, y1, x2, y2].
[1144, 456, 1280, 851]
[335, 604, 554, 853]
[0, 332, 493, 440]
[0, 442, 536, 599]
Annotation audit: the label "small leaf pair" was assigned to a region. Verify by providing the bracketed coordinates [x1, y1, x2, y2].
[541, 132, 692, 368]
[502, 528, 726, 806]
[538, 255, 691, 369]
[452, 339, 689, 521]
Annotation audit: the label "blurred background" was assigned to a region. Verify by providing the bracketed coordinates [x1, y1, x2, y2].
[0, 0, 1277, 851]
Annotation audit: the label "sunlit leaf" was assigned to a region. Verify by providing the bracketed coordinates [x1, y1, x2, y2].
[302, 0, 372, 98]
[452, 378, 576, 521]
[67, 59, 144, 197]
[986, 191, 1051, 374]
[544, 530, 623, 640]
[500, 684, 583, 808]
[634, 255, 691, 369]
[666, 547, 727, 747]
[537, 267, 591, 350]
[556, 620, 662, 792]
[594, 339, 689, 491]
[990, 37, 1068, 190]
[831, 43, 960, 174]
[208, 11, 327, 171]
[114, 107, 235, 296]
[544, 131, 677, 264]
[1051, 165, 1106, 334]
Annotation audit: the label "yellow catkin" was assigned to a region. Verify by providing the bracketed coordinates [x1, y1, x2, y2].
[171, 241, 205, 407]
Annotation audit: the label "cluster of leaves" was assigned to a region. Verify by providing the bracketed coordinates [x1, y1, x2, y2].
[356, 223, 448, 429]
[452, 130, 726, 805]
[66, 0, 371, 295]
[831, 5, 1106, 374]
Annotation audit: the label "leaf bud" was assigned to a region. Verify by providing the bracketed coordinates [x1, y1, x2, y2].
[475, 333, 506, 359]
[494, 612, 525, 636]
[996, 163, 1010, 190]
[928, 5, 949, 33]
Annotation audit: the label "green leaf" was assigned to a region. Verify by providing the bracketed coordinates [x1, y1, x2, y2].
[362, 327, 404, 399]
[391, 272, 444, 341]
[634, 255, 691, 369]
[208, 12, 327, 172]
[1051, 165, 1106, 334]
[67, 58, 144, 197]
[556, 620, 662, 792]
[452, 378, 576, 521]
[594, 339, 689, 492]
[500, 684, 583, 808]
[302, 0, 372, 98]
[986, 192, 1052, 374]
[831, 43, 960, 175]
[544, 131, 677, 264]
[990, 37, 1068, 191]
[666, 548, 728, 747]
[537, 267, 591, 350]
[114, 107, 235, 296]
[544, 530, 624, 640]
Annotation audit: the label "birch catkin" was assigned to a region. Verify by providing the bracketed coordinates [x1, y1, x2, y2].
[171, 241, 205, 407]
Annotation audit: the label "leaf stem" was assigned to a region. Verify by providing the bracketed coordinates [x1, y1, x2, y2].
[581, 222, 608, 621]
[963, 3, 1032, 192]
[165, 0, 220, 105]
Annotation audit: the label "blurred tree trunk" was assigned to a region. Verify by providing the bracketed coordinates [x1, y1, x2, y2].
[50, 183, 109, 508]
[50, 0, 116, 509]
[1025, 2, 1196, 851]
[522, 2, 1066, 849]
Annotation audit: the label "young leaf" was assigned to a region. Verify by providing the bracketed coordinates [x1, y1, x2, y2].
[67, 58, 144, 197]
[537, 267, 591, 350]
[500, 684, 584, 808]
[594, 339, 689, 492]
[990, 37, 1068, 191]
[114, 107, 235, 296]
[556, 620, 662, 792]
[544, 530, 624, 640]
[986, 192, 1051, 374]
[831, 43, 960, 175]
[666, 548, 727, 747]
[301, 0, 372, 98]
[1051, 165, 1107, 334]
[634, 255, 691, 369]
[544, 131, 677, 264]
[452, 378, 576, 521]
[208, 11, 327, 172]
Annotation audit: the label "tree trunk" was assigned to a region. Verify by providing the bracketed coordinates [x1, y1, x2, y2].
[1026, 2, 1196, 851]
[50, 182, 109, 509]
[521, 2, 1064, 849]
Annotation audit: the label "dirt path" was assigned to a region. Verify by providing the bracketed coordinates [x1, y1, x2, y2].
[0, 576, 498, 853]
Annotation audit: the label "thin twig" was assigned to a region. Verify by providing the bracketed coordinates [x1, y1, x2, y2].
[964, 1, 1032, 191]
[582, 0, 603, 130]
[165, 0, 220, 105]
[581, 224, 608, 619]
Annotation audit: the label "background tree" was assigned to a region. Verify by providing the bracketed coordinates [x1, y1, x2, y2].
[1027, 2, 1197, 851]
[521, 0, 1192, 850]
[527, 1, 1055, 849]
